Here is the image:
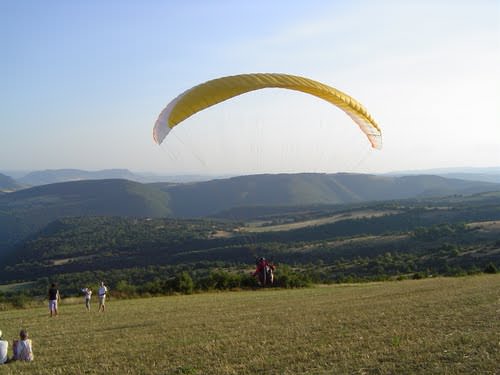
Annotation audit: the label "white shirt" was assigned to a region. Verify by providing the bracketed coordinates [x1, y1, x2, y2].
[98, 286, 108, 297]
[0, 339, 9, 364]
[15, 339, 33, 361]
[82, 288, 92, 299]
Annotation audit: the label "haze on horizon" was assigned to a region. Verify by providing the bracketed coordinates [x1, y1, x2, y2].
[1, 1, 499, 176]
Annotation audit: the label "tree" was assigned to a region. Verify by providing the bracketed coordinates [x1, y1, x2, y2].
[115, 280, 137, 297]
[175, 272, 194, 294]
[484, 262, 498, 274]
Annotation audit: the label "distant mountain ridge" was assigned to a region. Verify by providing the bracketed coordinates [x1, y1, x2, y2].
[8, 168, 232, 187]
[156, 173, 500, 217]
[8, 167, 500, 188]
[16, 168, 140, 186]
[1, 178, 171, 217]
[0, 172, 499, 254]
[388, 167, 500, 183]
[0, 173, 22, 192]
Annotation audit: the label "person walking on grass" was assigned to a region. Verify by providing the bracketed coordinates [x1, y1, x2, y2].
[48, 283, 60, 317]
[81, 287, 92, 312]
[98, 281, 108, 312]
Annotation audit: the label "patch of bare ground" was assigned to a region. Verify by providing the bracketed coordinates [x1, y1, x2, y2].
[242, 209, 400, 233]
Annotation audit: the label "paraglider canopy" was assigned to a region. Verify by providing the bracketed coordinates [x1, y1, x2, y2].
[153, 73, 382, 149]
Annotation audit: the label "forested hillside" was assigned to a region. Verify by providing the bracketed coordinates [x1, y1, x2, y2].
[2, 191, 499, 297]
[0, 179, 171, 251]
[155, 173, 500, 217]
[1, 173, 499, 258]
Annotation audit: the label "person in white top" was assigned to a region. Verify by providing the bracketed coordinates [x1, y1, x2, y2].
[81, 287, 92, 311]
[98, 282, 108, 312]
[0, 329, 8, 364]
[12, 329, 34, 362]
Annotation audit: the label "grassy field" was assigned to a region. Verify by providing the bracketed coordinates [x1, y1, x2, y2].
[0, 275, 498, 374]
[241, 210, 397, 233]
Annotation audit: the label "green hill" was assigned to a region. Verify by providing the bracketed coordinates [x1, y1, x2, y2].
[0, 179, 171, 252]
[1, 173, 499, 254]
[2, 191, 499, 286]
[156, 173, 500, 217]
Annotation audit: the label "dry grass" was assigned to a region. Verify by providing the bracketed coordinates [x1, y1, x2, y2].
[467, 220, 500, 233]
[0, 275, 498, 374]
[242, 210, 398, 233]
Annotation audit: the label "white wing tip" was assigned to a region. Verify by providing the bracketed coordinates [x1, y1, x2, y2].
[153, 109, 172, 144]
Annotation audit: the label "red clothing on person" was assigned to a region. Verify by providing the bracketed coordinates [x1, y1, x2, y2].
[253, 259, 274, 276]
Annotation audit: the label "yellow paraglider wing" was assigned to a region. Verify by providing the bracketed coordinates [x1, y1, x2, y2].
[153, 73, 382, 149]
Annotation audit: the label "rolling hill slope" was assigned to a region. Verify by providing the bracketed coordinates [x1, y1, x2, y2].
[156, 173, 500, 217]
[1, 172, 499, 253]
[3, 190, 499, 284]
[16, 168, 141, 186]
[0, 179, 171, 252]
[0, 172, 22, 192]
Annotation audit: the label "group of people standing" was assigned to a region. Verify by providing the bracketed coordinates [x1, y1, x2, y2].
[48, 281, 109, 316]
[80, 282, 108, 312]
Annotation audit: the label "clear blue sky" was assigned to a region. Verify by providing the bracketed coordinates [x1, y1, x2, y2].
[1, 0, 499, 175]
